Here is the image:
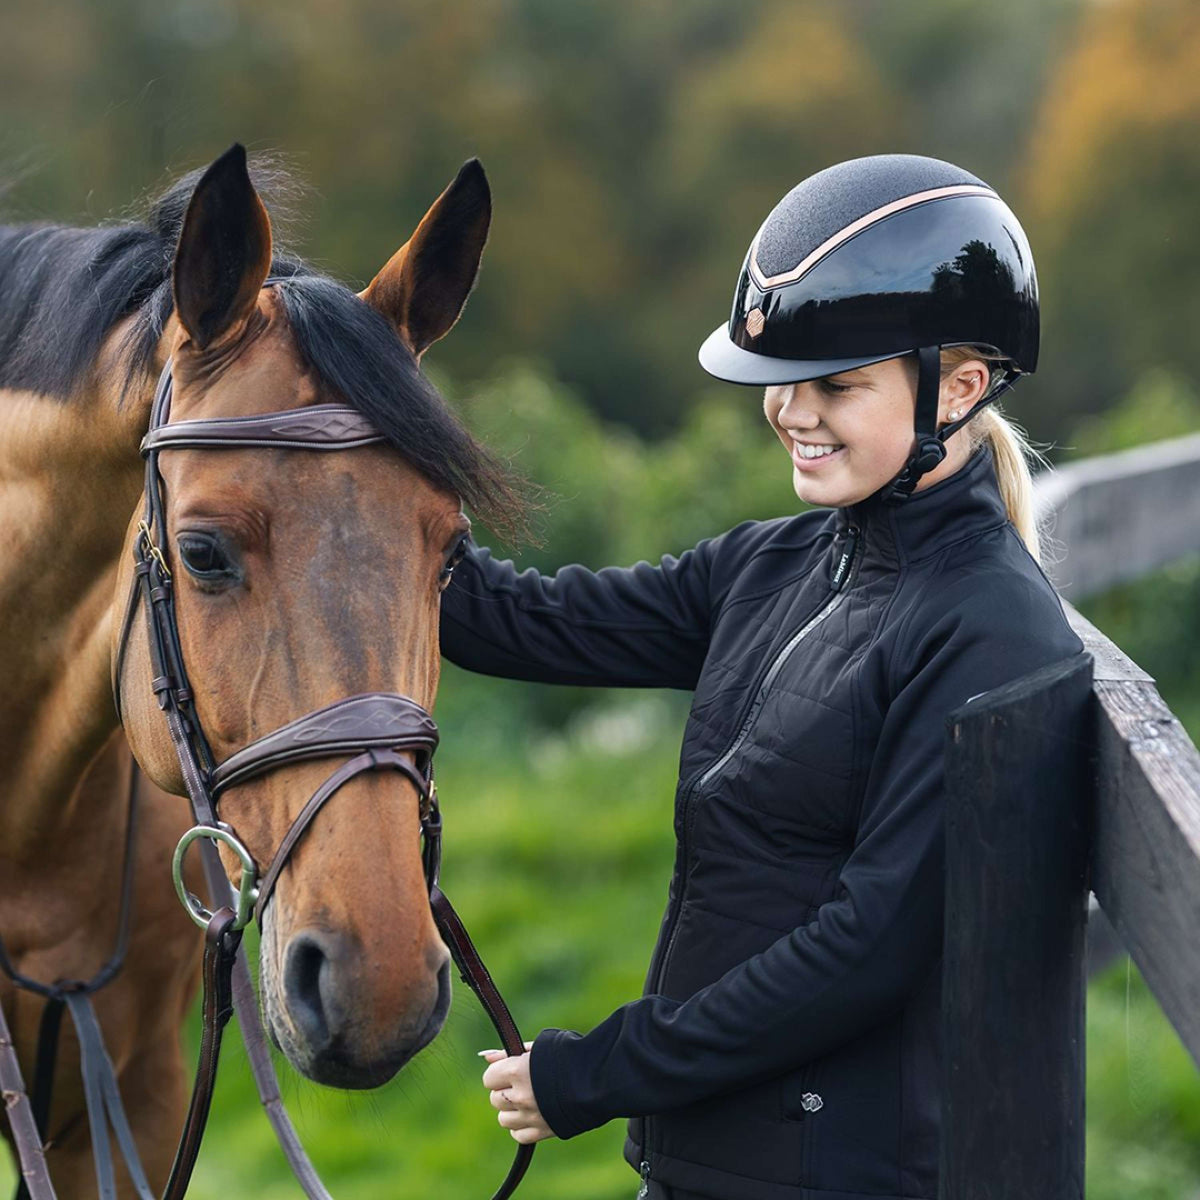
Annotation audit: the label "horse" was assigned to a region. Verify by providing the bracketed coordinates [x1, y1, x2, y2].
[1, 143, 526, 1196]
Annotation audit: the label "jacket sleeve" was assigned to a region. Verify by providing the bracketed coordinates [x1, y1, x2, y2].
[527, 577, 1087, 1138]
[438, 534, 725, 689]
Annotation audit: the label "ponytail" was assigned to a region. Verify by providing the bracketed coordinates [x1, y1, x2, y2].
[940, 346, 1053, 568]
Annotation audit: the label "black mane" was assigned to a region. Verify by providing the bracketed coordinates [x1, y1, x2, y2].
[0, 160, 530, 541]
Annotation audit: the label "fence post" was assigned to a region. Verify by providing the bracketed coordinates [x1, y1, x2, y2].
[940, 651, 1095, 1199]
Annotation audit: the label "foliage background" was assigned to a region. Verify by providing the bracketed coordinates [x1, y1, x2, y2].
[3, 0, 1200, 1195]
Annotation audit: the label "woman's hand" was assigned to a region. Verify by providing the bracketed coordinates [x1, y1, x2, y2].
[479, 1041, 557, 1144]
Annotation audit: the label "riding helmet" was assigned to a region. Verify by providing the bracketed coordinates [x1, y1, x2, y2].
[698, 153, 1039, 500]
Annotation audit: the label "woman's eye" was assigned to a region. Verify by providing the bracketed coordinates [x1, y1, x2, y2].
[821, 380, 852, 395]
[177, 533, 240, 585]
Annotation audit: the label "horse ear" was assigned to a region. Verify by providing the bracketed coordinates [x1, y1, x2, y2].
[172, 143, 273, 351]
[359, 158, 491, 360]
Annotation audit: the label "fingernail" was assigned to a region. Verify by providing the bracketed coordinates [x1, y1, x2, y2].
[477, 1049, 501, 1057]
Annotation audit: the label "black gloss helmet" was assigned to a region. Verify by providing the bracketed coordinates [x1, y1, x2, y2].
[698, 153, 1039, 502]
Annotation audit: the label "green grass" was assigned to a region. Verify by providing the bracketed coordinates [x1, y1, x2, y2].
[1085, 957, 1200, 1199]
[4, 610, 1200, 1196]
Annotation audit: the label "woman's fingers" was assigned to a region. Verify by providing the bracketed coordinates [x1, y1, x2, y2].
[511, 1126, 546, 1145]
[489, 1087, 525, 1111]
[476, 1039, 554, 1143]
[481, 1053, 532, 1091]
[481, 1061, 511, 1090]
[496, 1109, 554, 1141]
[477, 1041, 533, 1058]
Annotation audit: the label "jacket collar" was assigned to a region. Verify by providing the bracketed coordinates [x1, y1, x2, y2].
[833, 442, 1009, 568]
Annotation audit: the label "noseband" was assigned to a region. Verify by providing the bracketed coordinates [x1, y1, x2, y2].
[107, 342, 533, 1200]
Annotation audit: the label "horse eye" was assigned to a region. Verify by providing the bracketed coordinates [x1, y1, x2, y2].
[177, 532, 240, 585]
[439, 535, 469, 589]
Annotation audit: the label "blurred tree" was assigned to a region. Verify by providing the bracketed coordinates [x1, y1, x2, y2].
[0, 0, 1097, 438]
[1024, 0, 1200, 443]
[849, 0, 1082, 190]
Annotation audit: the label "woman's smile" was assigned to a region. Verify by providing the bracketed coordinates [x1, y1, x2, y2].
[764, 353, 990, 506]
[790, 439, 847, 471]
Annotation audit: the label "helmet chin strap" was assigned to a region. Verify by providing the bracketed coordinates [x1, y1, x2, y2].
[879, 346, 1020, 503]
[880, 345, 945, 502]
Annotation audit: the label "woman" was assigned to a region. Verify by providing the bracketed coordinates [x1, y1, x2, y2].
[448, 153, 1087, 1200]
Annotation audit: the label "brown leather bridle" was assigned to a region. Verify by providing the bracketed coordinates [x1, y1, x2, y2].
[0, 330, 534, 1200]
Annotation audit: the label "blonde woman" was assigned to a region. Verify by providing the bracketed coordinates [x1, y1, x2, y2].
[450, 154, 1086, 1200]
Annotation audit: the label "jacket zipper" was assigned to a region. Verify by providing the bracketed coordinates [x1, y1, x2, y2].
[640, 524, 860, 1167]
[688, 523, 860, 796]
[636, 1158, 651, 1199]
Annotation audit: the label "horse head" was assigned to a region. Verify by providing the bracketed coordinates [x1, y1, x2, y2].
[113, 145, 514, 1089]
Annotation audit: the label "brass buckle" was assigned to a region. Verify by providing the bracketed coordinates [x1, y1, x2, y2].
[137, 519, 172, 580]
[420, 776, 439, 825]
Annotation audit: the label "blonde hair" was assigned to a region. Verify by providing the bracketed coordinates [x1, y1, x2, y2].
[937, 345, 1052, 567]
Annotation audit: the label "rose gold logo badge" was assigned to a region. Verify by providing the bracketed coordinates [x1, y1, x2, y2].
[745, 308, 765, 338]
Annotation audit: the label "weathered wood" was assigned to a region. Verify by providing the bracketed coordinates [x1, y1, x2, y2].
[1065, 599, 1138, 979]
[1060, 601, 1153, 686]
[0, 1000, 56, 1200]
[941, 652, 1094, 1200]
[1060, 599, 1200, 1028]
[1088, 676, 1200, 1068]
[1034, 431, 1200, 601]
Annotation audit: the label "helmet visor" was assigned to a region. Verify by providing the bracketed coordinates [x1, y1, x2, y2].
[698, 324, 907, 387]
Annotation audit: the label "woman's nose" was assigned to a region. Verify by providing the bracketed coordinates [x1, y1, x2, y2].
[779, 385, 821, 426]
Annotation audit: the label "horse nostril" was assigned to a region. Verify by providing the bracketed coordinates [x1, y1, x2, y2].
[283, 932, 336, 1052]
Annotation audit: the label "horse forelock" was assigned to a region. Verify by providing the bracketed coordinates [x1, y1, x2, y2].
[0, 156, 529, 539]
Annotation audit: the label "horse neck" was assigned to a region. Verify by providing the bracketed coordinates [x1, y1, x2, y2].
[0, 345, 156, 856]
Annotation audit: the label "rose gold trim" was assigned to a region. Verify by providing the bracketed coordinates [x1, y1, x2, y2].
[748, 184, 996, 291]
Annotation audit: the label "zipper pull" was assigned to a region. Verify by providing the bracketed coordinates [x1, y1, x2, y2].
[831, 524, 859, 592]
[636, 1160, 651, 1199]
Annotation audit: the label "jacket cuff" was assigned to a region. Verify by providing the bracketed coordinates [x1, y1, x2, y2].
[530, 1027, 594, 1140]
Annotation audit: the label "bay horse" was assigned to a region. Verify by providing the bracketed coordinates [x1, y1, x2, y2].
[1, 144, 525, 1196]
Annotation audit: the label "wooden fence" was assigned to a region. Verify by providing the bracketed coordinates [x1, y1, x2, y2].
[941, 432, 1200, 1197]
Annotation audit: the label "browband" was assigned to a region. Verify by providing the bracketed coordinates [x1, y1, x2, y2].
[141, 404, 386, 455]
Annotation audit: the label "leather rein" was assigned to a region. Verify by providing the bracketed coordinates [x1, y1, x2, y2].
[1, 347, 533, 1200]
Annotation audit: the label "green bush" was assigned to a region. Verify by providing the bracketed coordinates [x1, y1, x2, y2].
[1062, 367, 1200, 460]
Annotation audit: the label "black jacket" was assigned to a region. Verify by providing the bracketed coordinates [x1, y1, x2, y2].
[439, 443, 1087, 1200]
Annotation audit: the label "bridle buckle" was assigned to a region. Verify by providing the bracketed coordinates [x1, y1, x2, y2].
[136, 519, 172, 580]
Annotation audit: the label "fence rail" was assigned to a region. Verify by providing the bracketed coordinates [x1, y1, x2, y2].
[1066, 600, 1200, 1065]
[941, 432, 1200, 1198]
[1036, 429, 1200, 601]
[1039, 433, 1200, 983]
